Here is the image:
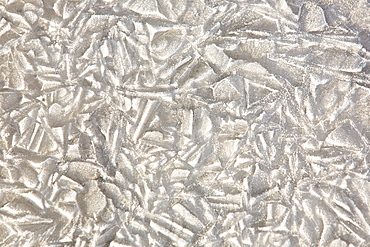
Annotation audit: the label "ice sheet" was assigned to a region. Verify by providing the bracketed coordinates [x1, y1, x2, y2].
[0, 0, 369, 246]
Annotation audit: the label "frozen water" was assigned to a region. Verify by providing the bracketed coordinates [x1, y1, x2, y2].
[0, 0, 369, 246]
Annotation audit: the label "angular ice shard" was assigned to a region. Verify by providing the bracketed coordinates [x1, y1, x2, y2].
[299, 2, 327, 32]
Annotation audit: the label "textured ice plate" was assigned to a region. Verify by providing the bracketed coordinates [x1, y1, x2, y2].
[0, 0, 370, 246]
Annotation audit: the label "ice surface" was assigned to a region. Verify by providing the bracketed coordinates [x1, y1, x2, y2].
[0, 0, 369, 246]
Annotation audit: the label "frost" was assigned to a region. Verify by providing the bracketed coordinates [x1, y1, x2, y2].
[0, 0, 370, 246]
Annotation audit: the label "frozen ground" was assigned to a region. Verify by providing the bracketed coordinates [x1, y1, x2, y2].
[0, 0, 369, 246]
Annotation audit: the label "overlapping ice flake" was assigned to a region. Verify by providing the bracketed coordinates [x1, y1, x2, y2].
[0, 0, 369, 246]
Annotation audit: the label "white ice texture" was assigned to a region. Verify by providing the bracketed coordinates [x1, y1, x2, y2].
[0, 0, 369, 246]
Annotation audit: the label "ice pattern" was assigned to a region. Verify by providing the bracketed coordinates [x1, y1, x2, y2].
[0, 0, 369, 246]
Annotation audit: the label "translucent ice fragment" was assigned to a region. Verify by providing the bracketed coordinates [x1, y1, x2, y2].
[65, 161, 103, 184]
[302, 137, 323, 151]
[194, 108, 212, 140]
[325, 123, 363, 149]
[77, 180, 106, 217]
[151, 29, 184, 60]
[48, 103, 65, 128]
[213, 76, 243, 102]
[203, 44, 230, 73]
[128, 0, 161, 16]
[299, 2, 327, 32]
